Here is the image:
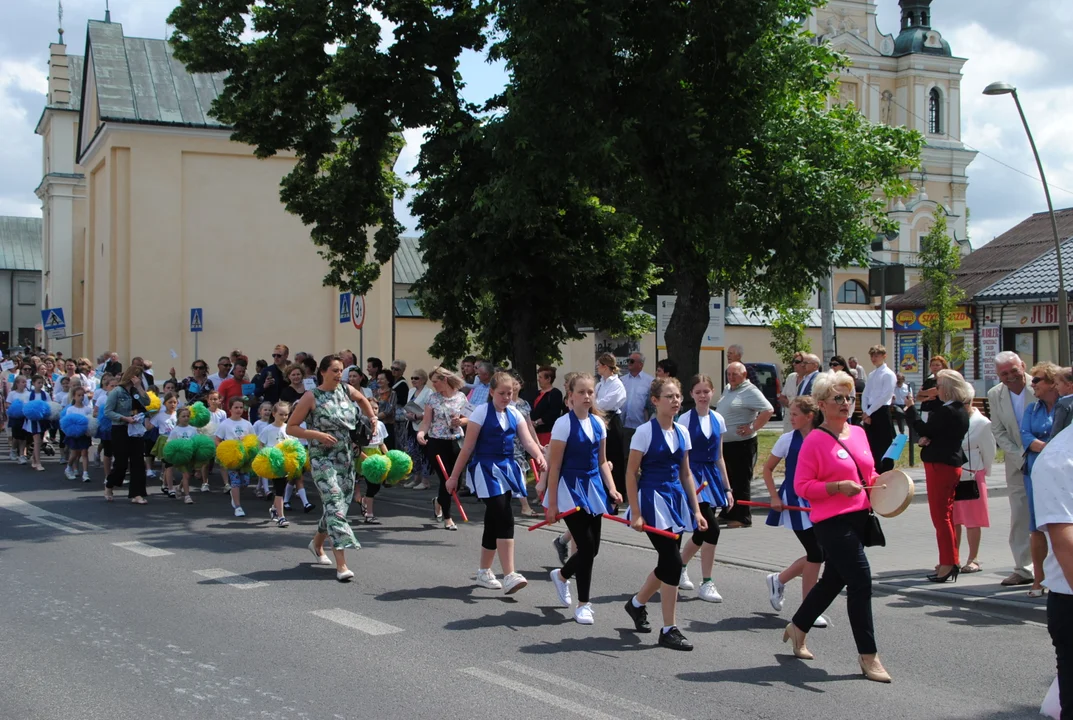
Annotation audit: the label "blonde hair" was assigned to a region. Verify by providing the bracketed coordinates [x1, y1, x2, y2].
[430, 366, 464, 391]
[812, 370, 856, 403]
[790, 395, 819, 416]
[597, 353, 619, 375]
[649, 376, 682, 400]
[1031, 361, 1062, 386]
[489, 371, 514, 391]
[936, 369, 973, 404]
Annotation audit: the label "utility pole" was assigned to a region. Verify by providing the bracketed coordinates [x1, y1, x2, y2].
[821, 271, 836, 363]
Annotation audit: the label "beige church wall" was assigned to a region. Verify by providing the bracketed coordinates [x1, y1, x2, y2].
[86, 154, 111, 359]
[393, 318, 441, 375]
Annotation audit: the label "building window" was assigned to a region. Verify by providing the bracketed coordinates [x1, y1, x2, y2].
[928, 87, 942, 135]
[837, 279, 870, 304]
[17, 280, 36, 305]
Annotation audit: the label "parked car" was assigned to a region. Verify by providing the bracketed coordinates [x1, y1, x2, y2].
[745, 362, 783, 421]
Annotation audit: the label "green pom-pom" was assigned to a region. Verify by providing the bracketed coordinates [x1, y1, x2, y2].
[252, 447, 285, 479]
[163, 438, 194, 467]
[189, 401, 210, 428]
[278, 439, 308, 480]
[385, 449, 413, 485]
[361, 453, 391, 485]
[266, 446, 287, 478]
[191, 435, 216, 466]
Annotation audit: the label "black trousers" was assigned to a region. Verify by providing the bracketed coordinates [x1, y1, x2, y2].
[721, 437, 758, 525]
[106, 425, 147, 499]
[425, 437, 460, 522]
[561, 511, 603, 603]
[1049, 591, 1073, 720]
[647, 530, 684, 586]
[481, 492, 515, 550]
[864, 405, 896, 473]
[792, 510, 876, 654]
[605, 413, 626, 498]
[690, 502, 721, 547]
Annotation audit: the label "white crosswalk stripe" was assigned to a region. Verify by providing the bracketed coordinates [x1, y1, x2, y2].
[460, 667, 624, 720]
[309, 608, 405, 636]
[112, 541, 174, 557]
[0, 491, 103, 534]
[192, 569, 268, 589]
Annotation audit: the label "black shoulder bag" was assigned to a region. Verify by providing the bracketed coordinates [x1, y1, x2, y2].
[817, 427, 886, 547]
[954, 421, 981, 501]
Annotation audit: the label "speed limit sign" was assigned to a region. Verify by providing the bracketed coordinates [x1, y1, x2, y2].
[352, 295, 366, 330]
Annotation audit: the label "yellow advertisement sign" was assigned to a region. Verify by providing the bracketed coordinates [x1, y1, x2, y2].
[894, 307, 973, 332]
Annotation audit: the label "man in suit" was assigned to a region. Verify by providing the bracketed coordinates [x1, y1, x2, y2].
[988, 351, 1035, 586]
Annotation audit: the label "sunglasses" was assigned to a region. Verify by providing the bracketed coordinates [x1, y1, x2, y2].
[831, 394, 856, 405]
[411, 376, 420, 381]
[792, 359, 803, 364]
[194, 365, 208, 370]
[271, 354, 283, 359]
[219, 363, 232, 368]
[1032, 377, 1045, 384]
[626, 359, 638, 364]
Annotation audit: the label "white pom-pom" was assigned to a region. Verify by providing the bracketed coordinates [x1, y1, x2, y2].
[49, 401, 63, 422]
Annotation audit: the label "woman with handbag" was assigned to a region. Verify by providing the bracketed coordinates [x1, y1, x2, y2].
[955, 385, 996, 574]
[904, 369, 971, 584]
[784, 370, 890, 684]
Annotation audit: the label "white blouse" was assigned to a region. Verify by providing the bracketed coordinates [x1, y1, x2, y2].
[595, 375, 627, 415]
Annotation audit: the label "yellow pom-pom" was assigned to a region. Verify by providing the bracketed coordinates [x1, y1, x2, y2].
[215, 439, 245, 470]
[283, 453, 302, 480]
[251, 451, 275, 479]
[144, 391, 161, 414]
[241, 434, 259, 457]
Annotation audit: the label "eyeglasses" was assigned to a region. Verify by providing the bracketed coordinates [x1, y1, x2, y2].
[626, 359, 637, 364]
[831, 394, 856, 405]
[792, 359, 803, 364]
[271, 354, 283, 359]
[1032, 376, 1045, 384]
[193, 365, 207, 371]
[219, 363, 232, 368]
[411, 376, 420, 381]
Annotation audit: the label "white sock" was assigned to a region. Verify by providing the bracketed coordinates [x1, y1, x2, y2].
[283, 483, 295, 503]
[297, 488, 310, 505]
[661, 626, 675, 634]
[261, 478, 270, 493]
[631, 596, 644, 608]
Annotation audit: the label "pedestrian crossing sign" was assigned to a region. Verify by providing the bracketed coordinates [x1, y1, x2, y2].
[41, 307, 66, 340]
[190, 307, 203, 333]
[339, 292, 352, 324]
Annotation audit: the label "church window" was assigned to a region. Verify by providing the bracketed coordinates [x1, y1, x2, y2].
[837, 280, 869, 305]
[928, 87, 942, 135]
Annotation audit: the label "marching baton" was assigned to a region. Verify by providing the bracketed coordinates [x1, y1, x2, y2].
[436, 454, 469, 523]
[528, 505, 581, 531]
[529, 458, 544, 501]
[738, 499, 811, 513]
[603, 513, 680, 540]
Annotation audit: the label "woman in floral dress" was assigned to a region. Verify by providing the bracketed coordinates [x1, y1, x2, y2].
[288, 355, 378, 582]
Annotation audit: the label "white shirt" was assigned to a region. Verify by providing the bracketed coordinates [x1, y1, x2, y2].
[595, 375, 627, 415]
[253, 419, 271, 436]
[1031, 426, 1073, 594]
[168, 425, 197, 441]
[677, 409, 727, 439]
[468, 402, 525, 431]
[893, 384, 912, 406]
[771, 430, 797, 459]
[215, 418, 254, 441]
[629, 420, 692, 454]
[257, 423, 288, 447]
[1011, 386, 1028, 426]
[861, 363, 897, 417]
[550, 413, 606, 443]
[620, 371, 654, 429]
[152, 410, 178, 435]
[207, 373, 229, 390]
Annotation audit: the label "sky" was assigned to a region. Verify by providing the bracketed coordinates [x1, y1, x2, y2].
[1, 0, 1071, 248]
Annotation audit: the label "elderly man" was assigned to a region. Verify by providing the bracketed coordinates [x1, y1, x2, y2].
[468, 361, 493, 404]
[717, 362, 774, 528]
[847, 356, 867, 381]
[620, 351, 654, 455]
[861, 344, 897, 470]
[256, 344, 289, 404]
[988, 351, 1036, 586]
[725, 344, 759, 386]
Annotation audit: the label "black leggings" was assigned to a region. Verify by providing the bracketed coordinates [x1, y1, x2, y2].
[426, 437, 460, 522]
[794, 527, 824, 563]
[648, 530, 684, 586]
[561, 512, 603, 603]
[273, 477, 289, 496]
[481, 492, 515, 550]
[365, 481, 382, 498]
[690, 502, 721, 547]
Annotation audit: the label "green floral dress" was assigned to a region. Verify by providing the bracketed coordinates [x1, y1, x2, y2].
[309, 385, 361, 550]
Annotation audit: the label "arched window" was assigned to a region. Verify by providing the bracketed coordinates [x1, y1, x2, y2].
[837, 279, 870, 304]
[928, 87, 942, 135]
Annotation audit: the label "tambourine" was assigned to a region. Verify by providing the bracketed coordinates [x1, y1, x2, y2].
[869, 469, 915, 518]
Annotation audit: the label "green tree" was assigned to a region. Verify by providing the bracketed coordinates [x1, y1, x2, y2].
[768, 291, 814, 367]
[919, 205, 966, 362]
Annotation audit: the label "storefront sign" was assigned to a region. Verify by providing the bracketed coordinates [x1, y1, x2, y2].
[1015, 303, 1073, 328]
[896, 334, 919, 374]
[657, 295, 725, 351]
[893, 307, 973, 332]
[980, 326, 1001, 380]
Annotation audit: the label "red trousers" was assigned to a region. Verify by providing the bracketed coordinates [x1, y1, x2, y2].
[924, 462, 963, 566]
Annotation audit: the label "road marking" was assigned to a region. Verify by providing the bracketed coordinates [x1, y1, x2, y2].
[0, 491, 103, 534]
[193, 569, 268, 589]
[496, 661, 684, 720]
[309, 608, 404, 636]
[460, 667, 623, 720]
[112, 541, 173, 557]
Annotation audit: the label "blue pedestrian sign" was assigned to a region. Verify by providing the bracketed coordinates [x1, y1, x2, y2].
[190, 308, 204, 333]
[339, 292, 352, 324]
[42, 307, 66, 340]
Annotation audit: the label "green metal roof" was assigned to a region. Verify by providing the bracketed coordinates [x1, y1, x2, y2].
[0, 217, 43, 272]
[394, 235, 424, 285]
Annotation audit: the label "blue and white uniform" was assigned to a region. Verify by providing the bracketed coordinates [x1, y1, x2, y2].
[764, 430, 812, 531]
[627, 418, 695, 533]
[465, 401, 526, 499]
[680, 408, 729, 508]
[543, 411, 610, 515]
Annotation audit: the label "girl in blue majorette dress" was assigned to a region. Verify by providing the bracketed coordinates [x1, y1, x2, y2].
[761, 395, 828, 628]
[448, 372, 547, 596]
[544, 373, 623, 625]
[678, 374, 735, 603]
[624, 376, 706, 652]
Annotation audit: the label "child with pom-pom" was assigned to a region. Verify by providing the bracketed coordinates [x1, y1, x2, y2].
[257, 401, 292, 527]
[62, 385, 95, 481]
[202, 391, 227, 493]
[166, 407, 198, 503]
[150, 394, 180, 496]
[357, 417, 391, 524]
[5, 375, 30, 464]
[24, 374, 52, 471]
[215, 397, 255, 517]
[252, 402, 274, 498]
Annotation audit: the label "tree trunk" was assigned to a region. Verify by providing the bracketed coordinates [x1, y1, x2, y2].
[509, 302, 539, 391]
[665, 266, 711, 383]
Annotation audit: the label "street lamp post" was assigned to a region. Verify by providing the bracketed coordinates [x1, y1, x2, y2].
[984, 81, 1070, 366]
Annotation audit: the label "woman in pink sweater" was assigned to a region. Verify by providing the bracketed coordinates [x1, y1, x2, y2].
[783, 370, 891, 684]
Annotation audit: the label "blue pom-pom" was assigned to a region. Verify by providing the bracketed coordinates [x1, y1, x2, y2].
[60, 411, 90, 438]
[7, 399, 24, 420]
[23, 400, 50, 422]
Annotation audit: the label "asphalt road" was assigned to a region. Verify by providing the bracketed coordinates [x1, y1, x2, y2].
[0, 463, 1053, 720]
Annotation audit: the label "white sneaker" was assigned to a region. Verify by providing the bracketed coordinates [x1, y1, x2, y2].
[766, 573, 785, 611]
[475, 568, 502, 590]
[200, 483, 211, 493]
[679, 568, 695, 591]
[697, 580, 723, 603]
[18, 456, 27, 465]
[146, 469, 157, 479]
[234, 506, 246, 518]
[813, 614, 829, 629]
[8, 451, 15, 461]
[64, 467, 76, 480]
[550, 569, 573, 607]
[82, 472, 91, 482]
[574, 603, 595, 625]
[502, 572, 528, 595]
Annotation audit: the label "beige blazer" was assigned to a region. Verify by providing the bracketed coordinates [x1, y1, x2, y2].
[987, 379, 1034, 484]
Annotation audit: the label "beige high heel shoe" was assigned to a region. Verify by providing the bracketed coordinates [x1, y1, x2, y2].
[859, 654, 892, 683]
[782, 623, 814, 660]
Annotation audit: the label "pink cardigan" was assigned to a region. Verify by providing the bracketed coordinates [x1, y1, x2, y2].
[793, 425, 877, 523]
